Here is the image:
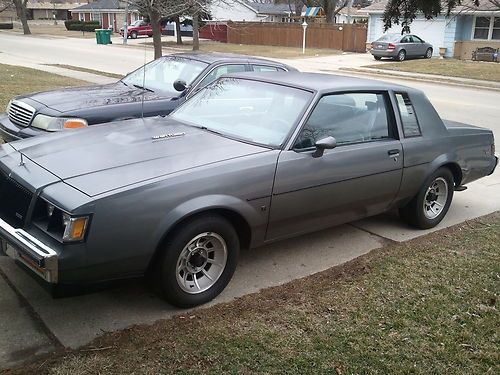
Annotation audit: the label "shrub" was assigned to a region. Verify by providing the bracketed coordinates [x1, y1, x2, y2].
[64, 20, 81, 30]
[66, 21, 101, 32]
[0, 22, 14, 30]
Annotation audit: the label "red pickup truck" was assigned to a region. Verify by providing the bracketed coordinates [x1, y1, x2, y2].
[119, 20, 153, 39]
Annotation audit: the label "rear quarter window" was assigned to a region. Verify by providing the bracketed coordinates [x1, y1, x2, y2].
[396, 93, 422, 137]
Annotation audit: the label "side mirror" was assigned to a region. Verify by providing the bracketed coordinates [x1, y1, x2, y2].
[173, 79, 187, 92]
[312, 136, 337, 158]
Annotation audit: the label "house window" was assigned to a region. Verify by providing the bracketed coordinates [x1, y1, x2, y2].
[473, 16, 500, 40]
[493, 17, 500, 40]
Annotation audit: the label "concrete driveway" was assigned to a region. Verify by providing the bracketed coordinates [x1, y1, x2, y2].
[0, 32, 499, 369]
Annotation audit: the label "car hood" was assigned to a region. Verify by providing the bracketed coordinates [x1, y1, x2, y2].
[9, 117, 269, 196]
[20, 82, 172, 113]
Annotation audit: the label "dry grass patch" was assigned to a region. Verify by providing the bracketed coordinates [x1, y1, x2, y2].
[0, 64, 88, 110]
[366, 58, 500, 82]
[144, 40, 341, 59]
[5, 213, 499, 375]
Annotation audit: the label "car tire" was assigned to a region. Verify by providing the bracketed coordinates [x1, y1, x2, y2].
[399, 167, 454, 229]
[425, 48, 433, 59]
[396, 49, 406, 61]
[156, 214, 240, 308]
[374, 56, 382, 60]
[131, 31, 138, 39]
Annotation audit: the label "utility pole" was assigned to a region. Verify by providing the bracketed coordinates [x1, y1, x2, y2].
[123, 1, 128, 44]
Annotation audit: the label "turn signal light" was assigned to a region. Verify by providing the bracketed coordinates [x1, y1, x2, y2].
[62, 216, 89, 242]
[63, 119, 88, 129]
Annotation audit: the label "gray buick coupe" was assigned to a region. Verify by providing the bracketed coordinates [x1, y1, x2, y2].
[0, 73, 497, 307]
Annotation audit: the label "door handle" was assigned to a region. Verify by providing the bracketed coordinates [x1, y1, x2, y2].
[388, 149, 400, 159]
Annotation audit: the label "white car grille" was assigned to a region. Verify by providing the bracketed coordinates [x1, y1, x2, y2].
[7, 100, 36, 127]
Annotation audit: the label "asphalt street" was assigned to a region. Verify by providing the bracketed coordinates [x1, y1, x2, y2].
[0, 32, 499, 369]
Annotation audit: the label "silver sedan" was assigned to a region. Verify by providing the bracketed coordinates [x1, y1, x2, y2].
[371, 33, 434, 61]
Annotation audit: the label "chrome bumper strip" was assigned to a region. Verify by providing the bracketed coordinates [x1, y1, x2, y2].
[0, 218, 58, 283]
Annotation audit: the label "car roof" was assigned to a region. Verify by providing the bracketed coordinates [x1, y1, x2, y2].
[223, 71, 422, 95]
[165, 52, 289, 66]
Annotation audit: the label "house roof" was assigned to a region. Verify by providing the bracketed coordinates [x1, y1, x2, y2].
[241, 1, 295, 16]
[364, 0, 500, 14]
[71, 0, 138, 12]
[27, 2, 78, 10]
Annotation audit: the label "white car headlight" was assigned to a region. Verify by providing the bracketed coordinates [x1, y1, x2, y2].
[31, 114, 88, 132]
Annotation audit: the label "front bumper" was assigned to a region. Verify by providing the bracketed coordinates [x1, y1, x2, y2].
[0, 217, 58, 283]
[0, 113, 46, 142]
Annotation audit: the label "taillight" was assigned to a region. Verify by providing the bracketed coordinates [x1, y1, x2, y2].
[387, 43, 396, 50]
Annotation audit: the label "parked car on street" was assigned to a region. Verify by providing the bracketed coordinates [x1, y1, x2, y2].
[370, 33, 434, 61]
[0, 53, 296, 142]
[0, 73, 496, 307]
[119, 19, 153, 39]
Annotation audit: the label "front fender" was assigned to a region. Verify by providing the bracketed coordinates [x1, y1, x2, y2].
[151, 194, 269, 251]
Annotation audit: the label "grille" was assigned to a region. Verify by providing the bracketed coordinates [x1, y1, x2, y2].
[0, 169, 33, 228]
[7, 100, 36, 127]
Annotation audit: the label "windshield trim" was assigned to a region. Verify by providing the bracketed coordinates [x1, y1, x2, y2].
[170, 77, 315, 149]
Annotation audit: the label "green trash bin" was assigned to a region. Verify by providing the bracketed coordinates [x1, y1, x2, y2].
[95, 29, 104, 44]
[102, 29, 112, 45]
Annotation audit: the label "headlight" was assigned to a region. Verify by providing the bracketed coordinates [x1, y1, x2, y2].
[31, 114, 88, 132]
[33, 199, 90, 243]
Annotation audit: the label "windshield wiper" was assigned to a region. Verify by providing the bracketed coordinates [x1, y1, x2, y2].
[133, 84, 154, 93]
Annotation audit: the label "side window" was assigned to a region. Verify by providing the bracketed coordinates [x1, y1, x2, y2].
[294, 93, 392, 149]
[252, 65, 280, 72]
[395, 93, 421, 137]
[198, 64, 247, 88]
[412, 35, 423, 43]
[401, 36, 411, 43]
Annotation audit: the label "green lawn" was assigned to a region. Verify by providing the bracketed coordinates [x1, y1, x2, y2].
[0, 64, 88, 111]
[365, 58, 500, 82]
[10, 213, 499, 375]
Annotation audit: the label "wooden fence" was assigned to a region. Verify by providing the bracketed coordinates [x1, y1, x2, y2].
[223, 22, 367, 53]
[199, 23, 228, 43]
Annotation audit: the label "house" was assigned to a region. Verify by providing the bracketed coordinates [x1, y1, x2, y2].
[336, 7, 369, 24]
[209, 0, 295, 22]
[365, 0, 500, 59]
[70, 0, 141, 32]
[24, 1, 83, 20]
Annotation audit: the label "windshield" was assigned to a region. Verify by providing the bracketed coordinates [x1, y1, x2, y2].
[170, 77, 313, 147]
[121, 57, 208, 94]
[377, 33, 401, 42]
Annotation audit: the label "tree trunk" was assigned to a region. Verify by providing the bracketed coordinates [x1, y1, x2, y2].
[150, 10, 162, 59]
[192, 13, 199, 51]
[175, 15, 183, 45]
[323, 0, 338, 24]
[13, 0, 31, 34]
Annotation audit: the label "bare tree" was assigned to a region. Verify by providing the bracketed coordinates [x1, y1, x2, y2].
[130, 0, 212, 58]
[0, 0, 14, 14]
[12, 0, 30, 34]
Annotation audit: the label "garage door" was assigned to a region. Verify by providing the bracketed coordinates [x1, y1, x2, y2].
[370, 17, 445, 56]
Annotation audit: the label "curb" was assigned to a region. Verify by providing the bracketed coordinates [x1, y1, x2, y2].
[339, 67, 500, 92]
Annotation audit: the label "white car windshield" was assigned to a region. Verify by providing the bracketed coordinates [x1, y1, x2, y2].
[170, 77, 313, 147]
[121, 57, 208, 94]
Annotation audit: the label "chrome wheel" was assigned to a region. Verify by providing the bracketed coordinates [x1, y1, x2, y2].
[426, 48, 433, 58]
[398, 50, 406, 61]
[176, 232, 227, 294]
[423, 177, 448, 220]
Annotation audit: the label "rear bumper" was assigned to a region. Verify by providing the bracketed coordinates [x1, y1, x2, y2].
[0, 217, 58, 283]
[370, 50, 397, 58]
[0, 113, 46, 142]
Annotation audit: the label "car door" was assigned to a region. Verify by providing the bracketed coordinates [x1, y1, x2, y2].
[266, 92, 403, 241]
[410, 35, 427, 56]
[400, 35, 416, 56]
